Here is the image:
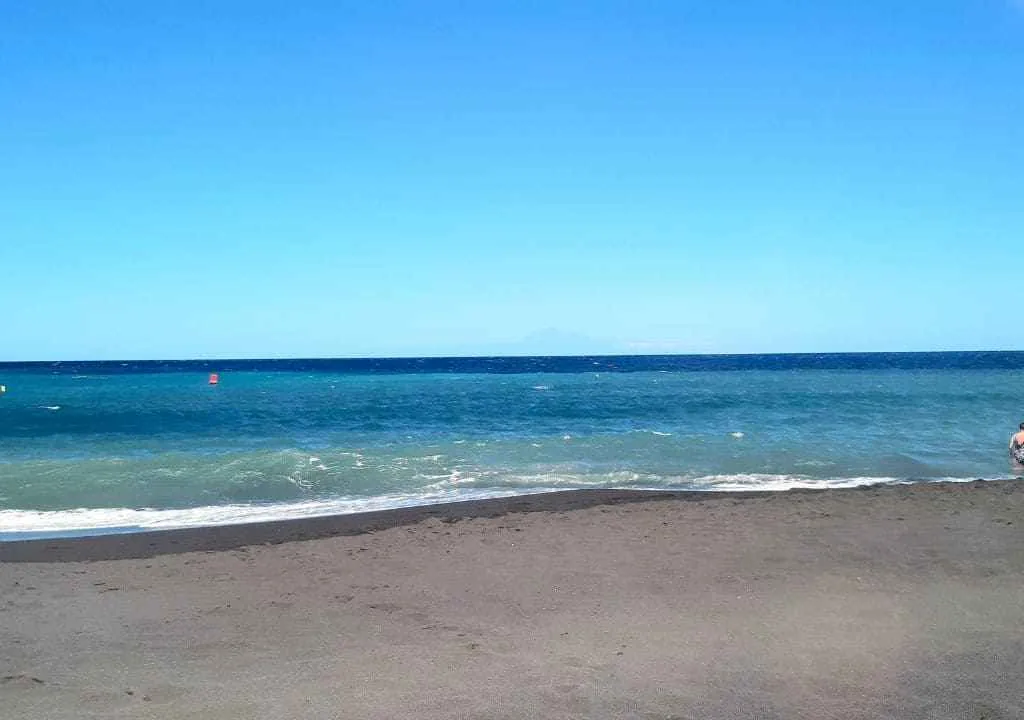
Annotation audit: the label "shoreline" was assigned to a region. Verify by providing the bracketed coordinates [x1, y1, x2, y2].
[0, 479, 1015, 563]
[0, 488, 721, 562]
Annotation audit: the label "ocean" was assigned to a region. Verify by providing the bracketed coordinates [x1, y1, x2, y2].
[1, 352, 1021, 540]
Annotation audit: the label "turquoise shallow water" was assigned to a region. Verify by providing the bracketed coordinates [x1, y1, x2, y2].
[1, 354, 1021, 538]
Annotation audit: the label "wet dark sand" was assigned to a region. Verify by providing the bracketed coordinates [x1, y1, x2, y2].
[3, 481, 1024, 719]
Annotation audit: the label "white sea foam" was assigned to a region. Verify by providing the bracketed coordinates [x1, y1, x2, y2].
[730, 431, 744, 438]
[415, 470, 979, 494]
[692, 474, 983, 492]
[0, 475, 995, 540]
[40, 406, 61, 411]
[0, 488, 560, 537]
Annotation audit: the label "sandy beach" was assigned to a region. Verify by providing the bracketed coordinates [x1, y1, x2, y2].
[3, 481, 1024, 719]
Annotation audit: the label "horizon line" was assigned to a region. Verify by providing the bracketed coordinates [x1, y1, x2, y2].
[2, 349, 1023, 365]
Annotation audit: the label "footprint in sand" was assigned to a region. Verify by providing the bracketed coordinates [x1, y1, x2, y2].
[2, 674, 45, 686]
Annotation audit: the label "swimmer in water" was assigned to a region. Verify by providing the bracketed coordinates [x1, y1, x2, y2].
[1009, 422, 1024, 467]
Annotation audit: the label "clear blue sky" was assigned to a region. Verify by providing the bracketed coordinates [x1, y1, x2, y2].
[2, 1, 1022, 360]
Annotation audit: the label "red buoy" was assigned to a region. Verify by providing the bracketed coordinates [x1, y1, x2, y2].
[209, 373, 219, 385]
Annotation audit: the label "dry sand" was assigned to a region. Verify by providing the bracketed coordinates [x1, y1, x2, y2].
[2, 481, 1024, 719]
